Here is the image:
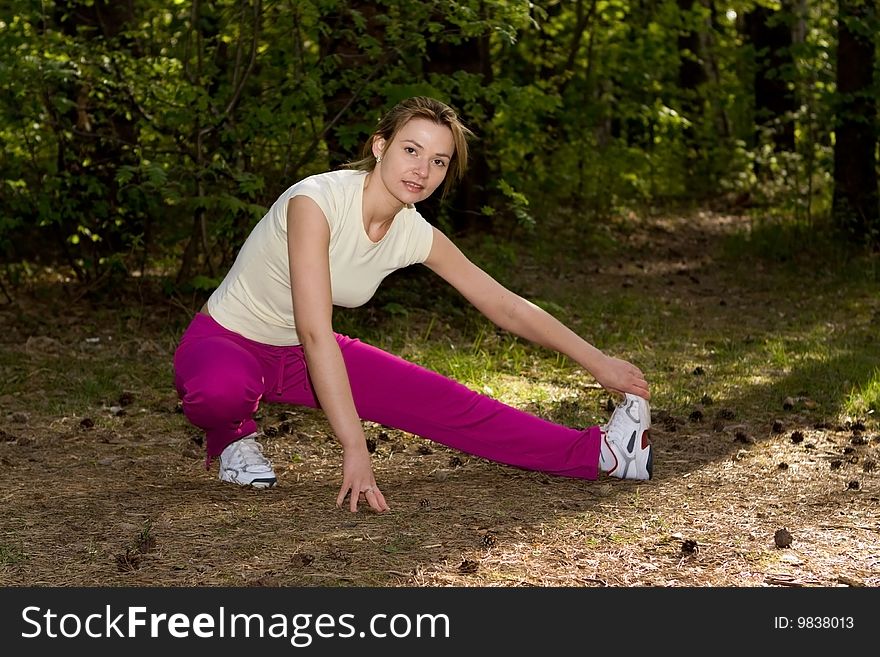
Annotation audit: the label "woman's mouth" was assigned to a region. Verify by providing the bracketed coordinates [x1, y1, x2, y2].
[403, 181, 424, 193]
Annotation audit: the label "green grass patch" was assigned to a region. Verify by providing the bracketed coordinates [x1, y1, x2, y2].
[846, 367, 880, 419]
[0, 544, 26, 566]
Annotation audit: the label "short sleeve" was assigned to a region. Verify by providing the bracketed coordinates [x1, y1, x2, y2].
[289, 175, 338, 233]
[401, 210, 435, 266]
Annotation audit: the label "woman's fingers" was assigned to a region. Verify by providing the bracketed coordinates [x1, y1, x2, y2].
[359, 485, 388, 512]
[336, 483, 351, 509]
[338, 482, 389, 513]
[368, 487, 389, 512]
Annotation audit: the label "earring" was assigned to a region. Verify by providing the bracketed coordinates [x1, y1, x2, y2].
[375, 156, 382, 163]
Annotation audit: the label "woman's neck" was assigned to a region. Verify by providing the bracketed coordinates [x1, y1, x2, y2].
[362, 171, 404, 227]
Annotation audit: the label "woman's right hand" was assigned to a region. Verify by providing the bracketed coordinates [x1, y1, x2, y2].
[591, 353, 651, 400]
[336, 445, 389, 513]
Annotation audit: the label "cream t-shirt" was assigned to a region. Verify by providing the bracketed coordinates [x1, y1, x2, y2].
[206, 169, 435, 345]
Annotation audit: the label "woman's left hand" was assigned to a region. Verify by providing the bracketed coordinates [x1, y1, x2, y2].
[592, 353, 651, 399]
[336, 446, 390, 513]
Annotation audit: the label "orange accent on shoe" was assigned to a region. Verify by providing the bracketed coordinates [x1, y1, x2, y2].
[641, 430, 651, 450]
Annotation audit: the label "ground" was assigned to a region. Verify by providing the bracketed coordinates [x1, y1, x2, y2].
[1, 209, 877, 587]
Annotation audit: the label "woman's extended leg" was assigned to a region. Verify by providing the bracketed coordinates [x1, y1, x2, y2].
[284, 335, 601, 480]
[174, 319, 601, 480]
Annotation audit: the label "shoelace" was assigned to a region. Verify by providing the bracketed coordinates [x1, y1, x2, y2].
[605, 399, 633, 439]
[227, 439, 270, 470]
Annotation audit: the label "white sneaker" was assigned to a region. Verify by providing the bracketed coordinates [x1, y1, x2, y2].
[218, 434, 277, 488]
[600, 393, 653, 480]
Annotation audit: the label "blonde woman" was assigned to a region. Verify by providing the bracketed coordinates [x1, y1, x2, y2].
[173, 97, 653, 512]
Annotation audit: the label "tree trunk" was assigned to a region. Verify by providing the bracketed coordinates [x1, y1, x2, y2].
[744, 3, 796, 153]
[677, 0, 709, 176]
[423, 13, 494, 233]
[832, 0, 879, 245]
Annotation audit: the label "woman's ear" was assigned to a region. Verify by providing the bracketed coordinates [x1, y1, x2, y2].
[371, 135, 386, 160]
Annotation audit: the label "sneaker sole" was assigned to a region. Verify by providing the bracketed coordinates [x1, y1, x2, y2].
[638, 397, 652, 430]
[248, 478, 277, 488]
[219, 472, 278, 488]
[642, 398, 653, 479]
[635, 397, 653, 479]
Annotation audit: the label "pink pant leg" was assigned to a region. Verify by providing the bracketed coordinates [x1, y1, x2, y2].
[330, 335, 601, 480]
[173, 315, 267, 461]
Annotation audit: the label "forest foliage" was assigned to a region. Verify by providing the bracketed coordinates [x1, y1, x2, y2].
[0, 0, 877, 292]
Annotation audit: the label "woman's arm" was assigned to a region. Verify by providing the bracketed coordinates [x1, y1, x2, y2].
[423, 228, 649, 398]
[287, 196, 389, 512]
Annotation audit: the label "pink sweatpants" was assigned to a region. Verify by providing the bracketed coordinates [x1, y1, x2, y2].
[173, 314, 600, 479]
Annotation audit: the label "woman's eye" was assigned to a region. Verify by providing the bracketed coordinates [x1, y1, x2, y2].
[404, 147, 416, 154]
[433, 160, 447, 167]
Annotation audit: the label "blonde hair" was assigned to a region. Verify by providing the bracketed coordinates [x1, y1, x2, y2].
[348, 97, 473, 198]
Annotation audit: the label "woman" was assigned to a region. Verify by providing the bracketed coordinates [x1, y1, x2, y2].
[174, 97, 653, 513]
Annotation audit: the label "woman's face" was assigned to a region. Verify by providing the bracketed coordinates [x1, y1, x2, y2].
[372, 118, 454, 204]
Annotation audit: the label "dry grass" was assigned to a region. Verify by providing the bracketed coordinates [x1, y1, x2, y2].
[1, 210, 878, 588]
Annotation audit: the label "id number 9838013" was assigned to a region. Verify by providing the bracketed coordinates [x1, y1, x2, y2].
[774, 616, 854, 630]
